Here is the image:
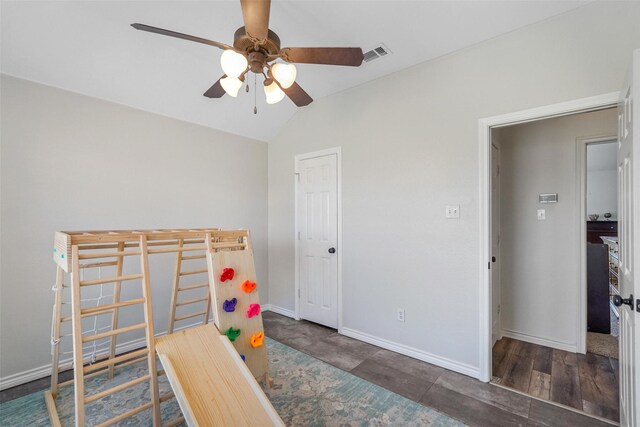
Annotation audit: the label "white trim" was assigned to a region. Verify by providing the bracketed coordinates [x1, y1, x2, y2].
[478, 92, 620, 382]
[262, 304, 296, 319]
[501, 329, 577, 353]
[294, 147, 343, 331]
[576, 135, 618, 355]
[341, 327, 479, 378]
[0, 321, 204, 391]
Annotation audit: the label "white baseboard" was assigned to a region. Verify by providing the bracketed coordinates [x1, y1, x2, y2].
[0, 321, 204, 391]
[340, 327, 479, 379]
[262, 304, 295, 319]
[501, 329, 576, 353]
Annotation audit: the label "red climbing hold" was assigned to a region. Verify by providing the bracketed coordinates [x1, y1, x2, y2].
[220, 267, 235, 282]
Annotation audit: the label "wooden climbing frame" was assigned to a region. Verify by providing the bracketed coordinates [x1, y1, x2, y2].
[46, 228, 267, 427]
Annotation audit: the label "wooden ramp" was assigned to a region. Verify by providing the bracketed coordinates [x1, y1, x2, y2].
[155, 324, 284, 427]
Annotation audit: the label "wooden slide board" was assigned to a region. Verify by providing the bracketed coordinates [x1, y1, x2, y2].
[155, 324, 283, 427]
[207, 248, 269, 380]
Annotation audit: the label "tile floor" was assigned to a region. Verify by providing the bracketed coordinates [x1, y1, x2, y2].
[492, 337, 619, 423]
[0, 312, 617, 427]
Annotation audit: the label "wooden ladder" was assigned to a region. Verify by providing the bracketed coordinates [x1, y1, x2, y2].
[167, 238, 212, 334]
[68, 236, 161, 426]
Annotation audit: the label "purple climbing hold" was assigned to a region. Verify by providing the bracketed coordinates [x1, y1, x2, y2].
[223, 298, 238, 313]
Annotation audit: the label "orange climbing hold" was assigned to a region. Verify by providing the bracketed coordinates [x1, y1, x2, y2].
[241, 280, 257, 293]
[250, 332, 264, 348]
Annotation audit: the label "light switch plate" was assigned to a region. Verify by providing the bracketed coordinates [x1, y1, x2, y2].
[446, 205, 460, 219]
[537, 209, 546, 220]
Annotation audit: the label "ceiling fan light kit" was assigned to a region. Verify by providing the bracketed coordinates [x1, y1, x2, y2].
[132, 0, 364, 112]
[220, 76, 244, 97]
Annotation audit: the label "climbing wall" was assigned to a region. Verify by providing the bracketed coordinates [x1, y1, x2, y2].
[207, 248, 268, 381]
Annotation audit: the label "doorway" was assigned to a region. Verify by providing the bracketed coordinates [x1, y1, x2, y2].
[480, 98, 622, 423]
[294, 147, 342, 329]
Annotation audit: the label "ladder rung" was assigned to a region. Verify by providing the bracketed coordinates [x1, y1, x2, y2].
[80, 261, 118, 269]
[163, 417, 185, 427]
[160, 392, 174, 403]
[85, 375, 150, 403]
[176, 296, 208, 307]
[81, 298, 145, 316]
[181, 254, 205, 260]
[82, 323, 146, 343]
[179, 269, 208, 276]
[80, 274, 143, 287]
[148, 246, 206, 255]
[94, 402, 154, 427]
[79, 250, 141, 260]
[84, 348, 149, 374]
[178, 282, 209, 291]
[174, 311, 207, 322]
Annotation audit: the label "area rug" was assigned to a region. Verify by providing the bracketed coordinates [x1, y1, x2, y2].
[587, 332, 618, 359]
[0, 338, 463, 426]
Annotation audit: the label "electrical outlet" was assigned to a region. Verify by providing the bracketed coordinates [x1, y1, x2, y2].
[445, 205, 460, 219]
[397, 308, 405, 322]
[537, 209, 546, 220]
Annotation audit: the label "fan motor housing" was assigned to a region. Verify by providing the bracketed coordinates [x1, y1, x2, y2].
[233, 26, 281, 57]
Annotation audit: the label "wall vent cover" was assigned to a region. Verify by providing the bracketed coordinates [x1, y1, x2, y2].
[362, 43, 392, 63]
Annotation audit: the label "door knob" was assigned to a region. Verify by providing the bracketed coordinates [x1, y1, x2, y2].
[328, 247, 336, 254]
[613, 294, 634, 309]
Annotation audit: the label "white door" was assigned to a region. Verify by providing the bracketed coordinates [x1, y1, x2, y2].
[296, 152, 339, 328]
[491, 144, 501, 344]
[616, 49, 639, 427]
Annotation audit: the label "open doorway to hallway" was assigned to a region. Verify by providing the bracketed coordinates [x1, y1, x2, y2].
[489, 108, 620, 423]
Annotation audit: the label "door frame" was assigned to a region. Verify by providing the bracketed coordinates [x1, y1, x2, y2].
[478, 92, 619, 382]
[576, 135, 618, 354]
[294, 146, 343, 331]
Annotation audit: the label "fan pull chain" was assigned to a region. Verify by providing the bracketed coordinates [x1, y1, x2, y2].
[253, 73, 257, 115]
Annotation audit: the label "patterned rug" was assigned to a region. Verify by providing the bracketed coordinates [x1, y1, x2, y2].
[0, 338, 463, 426]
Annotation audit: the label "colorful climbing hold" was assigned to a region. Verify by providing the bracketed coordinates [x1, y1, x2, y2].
[241, 280, 257, 293]
[219, 267, 235, 282]
[247, 303, 261, 318]
[223, 298, 238, 313]
[225, 327, 241, 342]
[250, 332, 264, 348]
[240, 354, 246, 362]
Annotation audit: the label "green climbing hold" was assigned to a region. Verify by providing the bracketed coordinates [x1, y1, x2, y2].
[61, 254, 65, 259]
[225, 327, 241, 342]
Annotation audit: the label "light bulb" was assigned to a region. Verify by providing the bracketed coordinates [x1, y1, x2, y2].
[264, 80, 285, 104]
[220, 76, 243, 97]
[271, 63, 297, 89]
[220, 50, 248, 78]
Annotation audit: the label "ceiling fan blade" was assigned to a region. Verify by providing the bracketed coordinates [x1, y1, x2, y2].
[282, 81, 313, 107]
[203, 76, 226, 98]
[280, 47, 364, 66]
[131, 23, 231, 50]
[240, 0, 271, 42]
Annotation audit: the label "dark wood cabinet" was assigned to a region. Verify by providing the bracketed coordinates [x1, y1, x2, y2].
[587, 243, 611, 334]
[586, 221, 617, 244]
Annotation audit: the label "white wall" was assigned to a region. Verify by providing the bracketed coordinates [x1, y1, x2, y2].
[496, 109, 617, 350]
[0, 75, 268, 383]
[268, 2, 640, 374]
[587, 143, 618, 219]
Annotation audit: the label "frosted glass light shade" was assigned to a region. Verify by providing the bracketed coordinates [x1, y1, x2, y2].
[220, 50, 248, 78]
[264, 81, 285, 104]
[271, 63, 297, 89]
[220, 76, 243, 97]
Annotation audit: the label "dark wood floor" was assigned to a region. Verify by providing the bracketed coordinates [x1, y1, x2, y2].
[1, 313, 616, 427]
[492, 337, 619, 423]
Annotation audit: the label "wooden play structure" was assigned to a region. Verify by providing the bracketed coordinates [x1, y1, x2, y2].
[46, 228, 282, 427]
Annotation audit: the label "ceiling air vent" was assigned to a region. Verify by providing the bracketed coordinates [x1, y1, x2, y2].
[362, 43, 392, 64]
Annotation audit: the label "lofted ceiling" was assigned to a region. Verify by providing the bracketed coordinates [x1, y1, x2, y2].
[1, 1, 589, 142]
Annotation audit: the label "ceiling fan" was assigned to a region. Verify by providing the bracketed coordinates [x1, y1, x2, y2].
[132, 0, 364, 110]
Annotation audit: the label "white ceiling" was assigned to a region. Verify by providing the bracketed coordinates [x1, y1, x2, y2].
[1, 0, 590, 142]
